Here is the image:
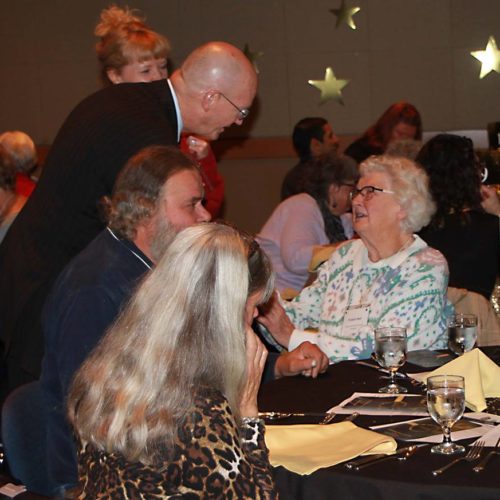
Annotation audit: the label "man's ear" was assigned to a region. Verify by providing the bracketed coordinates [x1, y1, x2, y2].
[310, 137, 322, 157]
[201, 91, 218, 112]
[106, 68, 122, 84]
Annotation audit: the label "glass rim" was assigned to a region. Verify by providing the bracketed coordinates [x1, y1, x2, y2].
[374, 326, 407, 335]
[426, 374, 465, 385]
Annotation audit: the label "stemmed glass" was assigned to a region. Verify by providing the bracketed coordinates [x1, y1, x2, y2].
[373, 327, 408, 394]
[426, 375, 466, 455]
[447, 313, 478, 356]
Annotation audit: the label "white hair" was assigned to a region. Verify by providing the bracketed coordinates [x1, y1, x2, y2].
[360, 155, 436, 232]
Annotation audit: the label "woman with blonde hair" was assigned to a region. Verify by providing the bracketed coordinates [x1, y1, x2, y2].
[95, 5, 170, 84]
[67, 223, 277, 498]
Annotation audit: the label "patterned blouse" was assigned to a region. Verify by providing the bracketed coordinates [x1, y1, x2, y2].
[76, 388, 277, 499]
[286, 236, 450, 363]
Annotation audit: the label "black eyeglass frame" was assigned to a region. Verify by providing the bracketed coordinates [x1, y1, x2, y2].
[349, 185, 395, 201]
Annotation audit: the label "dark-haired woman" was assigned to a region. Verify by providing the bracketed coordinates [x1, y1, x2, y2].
[417, 134, 500, 299]
[257, 153, 358, 292]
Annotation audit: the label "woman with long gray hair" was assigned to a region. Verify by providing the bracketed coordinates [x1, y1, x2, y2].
[67, 223, 277, 498]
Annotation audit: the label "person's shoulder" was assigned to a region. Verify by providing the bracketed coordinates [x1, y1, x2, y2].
[412, 241, 448, 269]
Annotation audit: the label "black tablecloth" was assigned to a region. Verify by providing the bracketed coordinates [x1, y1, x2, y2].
[258, 347, 500, 500]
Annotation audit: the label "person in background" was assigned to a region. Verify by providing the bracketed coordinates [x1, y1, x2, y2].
[0, 146, 27, 242]
[345, 102, 422, 164]
[67, 223, 278, 498]
[96, 4, 224, 217]
[259, 156, 449, 363]
[417, 134, 500, 299]
[281, 117, 339, 200]
[385, 138, 423, 160]
[258, 153, 358, 293]
[0, 39, 257, 392]
[0, 131, 38, 197]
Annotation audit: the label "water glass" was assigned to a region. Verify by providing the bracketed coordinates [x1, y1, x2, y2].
[374, 327, 407, 394]
[427, 375, 465, 455]
[447, 313, 477, 355]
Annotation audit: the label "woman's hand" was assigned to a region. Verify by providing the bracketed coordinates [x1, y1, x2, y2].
[239, 326, 268, 418]
[257, 292, 295, 348]
[185, 135, 210, 160]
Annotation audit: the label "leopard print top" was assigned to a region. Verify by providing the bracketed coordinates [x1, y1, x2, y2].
[76, 388, 277, 499]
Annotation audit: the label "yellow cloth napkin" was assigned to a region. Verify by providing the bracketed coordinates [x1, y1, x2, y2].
[264, 421, 396, 475]
[308, 245, 337, 272]
[412, 348, 500, 412]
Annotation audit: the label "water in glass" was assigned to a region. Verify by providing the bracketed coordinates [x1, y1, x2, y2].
[426, 375, 466, 454]
[374, 327, 407, 394]
[447, 314, 477, 355]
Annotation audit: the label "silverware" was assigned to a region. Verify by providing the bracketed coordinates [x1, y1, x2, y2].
[258, 411, 330, 421]
[432, 440, 485, 476]
[473, 437, 500, 473]
[345, 445, 419, 470]
[319, 411, 336, 425]
[344, 412, 359, 423]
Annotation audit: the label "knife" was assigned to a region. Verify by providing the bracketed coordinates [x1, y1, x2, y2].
[345, 444, 423, 470]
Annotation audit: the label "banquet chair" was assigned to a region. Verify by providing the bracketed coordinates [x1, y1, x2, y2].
[447, 286, 500, 346]
[1, 381, 54, 496]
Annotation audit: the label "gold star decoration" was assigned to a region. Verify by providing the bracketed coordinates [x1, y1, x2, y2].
[308, 67, 349, 105]
[243, 43, 264, 74]
[471, 36, 500, 79]
[329, 0, 361, 30]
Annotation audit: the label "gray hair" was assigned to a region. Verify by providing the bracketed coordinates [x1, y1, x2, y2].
[360, 155, 435, 233]
[0, 131, 37, 174]
[68, 223, 274, 464]
[103, 145, 198, 240]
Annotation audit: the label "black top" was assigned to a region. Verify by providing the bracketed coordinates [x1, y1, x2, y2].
[0, 80, 178, 382]
[344, 136, 383, 164]
[40, 229, 153, 490]
[419, 210, 500, 299]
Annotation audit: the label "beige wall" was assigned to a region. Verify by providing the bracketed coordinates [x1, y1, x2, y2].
[3, 0, 500, 231]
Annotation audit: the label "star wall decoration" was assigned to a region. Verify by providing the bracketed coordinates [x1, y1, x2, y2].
[471, 36, 500, 79]
[329, 0, 361, 30]
[308, 67, 349, 105]
[243, 43, 264, 74]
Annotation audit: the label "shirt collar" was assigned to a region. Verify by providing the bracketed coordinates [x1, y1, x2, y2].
[167, 79, 182, 142]
[352, 234, 427, 273]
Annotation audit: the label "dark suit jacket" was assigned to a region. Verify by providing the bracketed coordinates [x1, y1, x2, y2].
[0, 80, 178, 383]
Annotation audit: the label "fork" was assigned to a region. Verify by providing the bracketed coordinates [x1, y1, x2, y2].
[431, 441, 485, 476]
[319, 411, 336, 425]
[473, 437, 500, 473]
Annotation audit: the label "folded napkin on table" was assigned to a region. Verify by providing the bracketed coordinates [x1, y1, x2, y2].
[264, 421, 396, 475]
[411, 348, 500, 412]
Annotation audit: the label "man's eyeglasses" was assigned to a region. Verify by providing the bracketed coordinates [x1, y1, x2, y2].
[350, 185, 395, 201]
[219, 92, 250, 120]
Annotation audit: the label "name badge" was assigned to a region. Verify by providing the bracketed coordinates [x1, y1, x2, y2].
[342, 304, 370, 337]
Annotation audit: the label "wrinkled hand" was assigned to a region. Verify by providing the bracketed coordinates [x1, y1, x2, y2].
[274, 341, 329, 379]
[185, 135, 210, 160]
[257, 292, 294, 348]
[239, 326, 268, 418]
[480, 185, 500, 216]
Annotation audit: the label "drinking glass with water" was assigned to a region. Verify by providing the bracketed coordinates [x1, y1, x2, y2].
[447, 313, 478, 355]
[427, 374, 465, 455]
[374, 327, 407, 394]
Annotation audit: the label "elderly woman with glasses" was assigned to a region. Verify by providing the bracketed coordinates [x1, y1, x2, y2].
[259, 155, 450, 363]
